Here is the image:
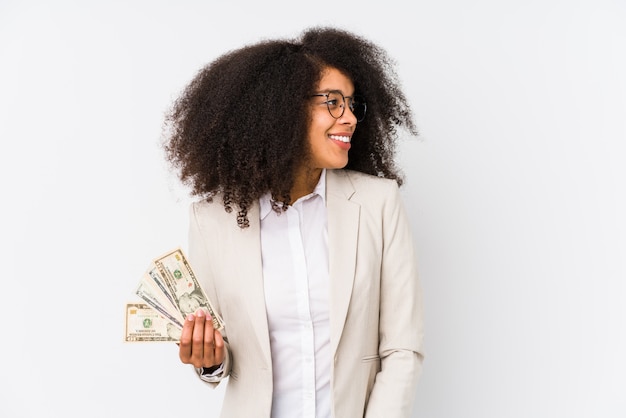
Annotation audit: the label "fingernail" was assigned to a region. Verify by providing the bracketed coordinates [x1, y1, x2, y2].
[186, 314, 195, 321]
[195, 308, 205, 317]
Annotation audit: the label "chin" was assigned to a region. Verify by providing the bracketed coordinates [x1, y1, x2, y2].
[328, 161, 348, 170]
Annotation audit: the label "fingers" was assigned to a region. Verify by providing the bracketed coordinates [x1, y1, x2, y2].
[202, 312, 215, 361]
[178, 309, 222, 369]
[192, 309, 210, 365]
[213, 329, 225, 365]
[178, 313, 197, 364]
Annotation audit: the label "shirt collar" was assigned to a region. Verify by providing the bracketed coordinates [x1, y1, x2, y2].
[259, 169, 327, 220]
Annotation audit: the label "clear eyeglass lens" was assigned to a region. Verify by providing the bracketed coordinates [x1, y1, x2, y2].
[325, 91, 366, 121]
[325, 92, 344, 118]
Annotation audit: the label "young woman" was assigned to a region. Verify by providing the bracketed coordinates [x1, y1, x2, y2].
[163, 26, 424, 418]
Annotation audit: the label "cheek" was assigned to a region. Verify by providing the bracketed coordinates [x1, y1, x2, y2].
[309, 109, 335, 132]
[307, 119, 327, 144]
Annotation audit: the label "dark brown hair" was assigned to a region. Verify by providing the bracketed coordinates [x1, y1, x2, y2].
[163, 26, 417, 227]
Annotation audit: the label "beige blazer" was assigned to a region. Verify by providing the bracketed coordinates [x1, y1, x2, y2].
[188, 169, 424, 418]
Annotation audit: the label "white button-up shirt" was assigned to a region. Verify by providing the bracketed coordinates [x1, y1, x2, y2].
[260, 169, 331, 418]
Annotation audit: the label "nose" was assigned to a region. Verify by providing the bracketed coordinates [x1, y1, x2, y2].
[338, 103, 358, 124]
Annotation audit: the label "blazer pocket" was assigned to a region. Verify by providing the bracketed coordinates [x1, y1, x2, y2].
[361, 354, 380, 363]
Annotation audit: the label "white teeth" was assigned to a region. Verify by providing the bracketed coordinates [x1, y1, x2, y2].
[330, 135, 351, 143]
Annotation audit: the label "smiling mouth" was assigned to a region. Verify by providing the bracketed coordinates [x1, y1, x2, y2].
[329, 134, 351, 143]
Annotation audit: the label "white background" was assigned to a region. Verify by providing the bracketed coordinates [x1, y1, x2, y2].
[1, 1, 624, 417]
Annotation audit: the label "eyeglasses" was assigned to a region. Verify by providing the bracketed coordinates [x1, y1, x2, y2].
[311, 90, 367, 122]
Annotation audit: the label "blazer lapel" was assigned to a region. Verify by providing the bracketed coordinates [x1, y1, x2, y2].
[230, 202, 273, 367]
[326, 170, 360, 357]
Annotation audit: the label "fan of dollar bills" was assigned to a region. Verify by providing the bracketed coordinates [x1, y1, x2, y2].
[124, 248, 224, 342]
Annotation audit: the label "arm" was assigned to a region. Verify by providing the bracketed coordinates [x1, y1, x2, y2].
[181, 202, 233, 386]
[365, 184, 425, 417]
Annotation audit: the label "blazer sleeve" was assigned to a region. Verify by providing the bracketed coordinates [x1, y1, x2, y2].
[187, 201, 233, 387]
[364, 183, 425, 417]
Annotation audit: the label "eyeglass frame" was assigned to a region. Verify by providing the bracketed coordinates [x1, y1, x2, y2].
[311, 90, 367, 122]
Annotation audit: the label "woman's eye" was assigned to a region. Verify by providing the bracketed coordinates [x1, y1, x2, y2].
[326, 99, 339, 107]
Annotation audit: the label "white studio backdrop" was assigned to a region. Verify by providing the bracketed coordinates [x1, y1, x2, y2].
[1, 1, 624, 417]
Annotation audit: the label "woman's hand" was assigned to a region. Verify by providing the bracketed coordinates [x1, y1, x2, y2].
[178, 308, 225, 369]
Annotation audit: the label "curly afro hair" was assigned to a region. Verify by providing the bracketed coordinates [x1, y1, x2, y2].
[163, 26, 417, 228]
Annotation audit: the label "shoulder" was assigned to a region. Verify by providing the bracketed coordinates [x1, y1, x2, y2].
[189, 195, 233, 226]
[191, 196, 224, 216]
[327, 169, 405, 220]
[328, 169, 400, 197]
[190, 194, 260, 232]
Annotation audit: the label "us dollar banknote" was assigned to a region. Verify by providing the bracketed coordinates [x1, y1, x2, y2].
[153, 248, 225, 331]
[124, 303, 182, 342]
[135, 276, 184, 329]
[126, 248, 225, 342]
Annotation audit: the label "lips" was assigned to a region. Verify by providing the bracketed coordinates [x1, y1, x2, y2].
[329, 134, 351, 150]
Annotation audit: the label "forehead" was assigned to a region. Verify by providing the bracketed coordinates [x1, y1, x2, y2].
[317, 67, 355, 94]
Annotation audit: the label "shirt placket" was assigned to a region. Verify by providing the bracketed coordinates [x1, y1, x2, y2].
[287, 202, 316, 418]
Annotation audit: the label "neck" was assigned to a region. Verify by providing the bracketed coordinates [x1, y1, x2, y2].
[290, 167, 322, 202]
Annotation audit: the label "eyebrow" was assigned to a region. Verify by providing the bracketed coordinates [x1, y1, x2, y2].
[314, 89, 356, 97]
